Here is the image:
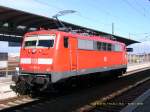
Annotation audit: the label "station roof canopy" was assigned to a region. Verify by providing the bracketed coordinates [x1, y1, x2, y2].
[0, 6, 139, 45]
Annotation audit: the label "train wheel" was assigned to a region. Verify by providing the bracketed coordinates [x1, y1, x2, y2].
[15, 80, 32, 95]
[113, 70, 123, 78]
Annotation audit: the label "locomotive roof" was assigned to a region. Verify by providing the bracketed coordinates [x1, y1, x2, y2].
[25, 29, 125, 46]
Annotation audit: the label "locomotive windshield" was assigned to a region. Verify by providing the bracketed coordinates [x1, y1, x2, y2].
[38, 39, 54, 48]
[25, 40, 36, 47]
[24, 35, 55, 48]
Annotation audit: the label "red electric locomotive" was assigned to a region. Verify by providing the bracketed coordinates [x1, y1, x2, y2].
[12, 29, 127, 94]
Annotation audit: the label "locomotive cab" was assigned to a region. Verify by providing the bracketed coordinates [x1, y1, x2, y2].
[20, 33, 55, 73]
[12, 30, 58, 93]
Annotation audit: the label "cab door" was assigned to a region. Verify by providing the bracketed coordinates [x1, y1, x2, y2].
[69, 37, 77, 71]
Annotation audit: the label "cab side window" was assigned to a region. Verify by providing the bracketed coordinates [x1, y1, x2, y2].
[64, 37, 69, 48]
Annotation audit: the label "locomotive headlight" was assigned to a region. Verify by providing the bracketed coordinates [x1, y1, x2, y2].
[16, 67, 19, 71]
[15, 67, 20, 75]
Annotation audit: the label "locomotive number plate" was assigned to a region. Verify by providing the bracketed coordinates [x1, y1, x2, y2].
[31, 58, 38, 64]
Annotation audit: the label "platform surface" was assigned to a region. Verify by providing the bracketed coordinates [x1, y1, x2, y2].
[121, 89, 150, 112]
[0, 76, 16, 100]
[127, 62, 150, 72]
[134, 95, 150, 112]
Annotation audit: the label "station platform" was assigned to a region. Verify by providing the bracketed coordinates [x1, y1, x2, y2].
[121, 89, 150, 112]
[0, 76, 16, 100]
[0, 75, 12, 83]
[127, 62, 150, 72]
[0, 62, 150, 101]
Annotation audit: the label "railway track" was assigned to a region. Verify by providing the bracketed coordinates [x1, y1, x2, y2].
[92, 79, 150, 112]
[0, 68, 150, 112]
[77, 74, 150, 112]
[0, 96, 37, 111]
